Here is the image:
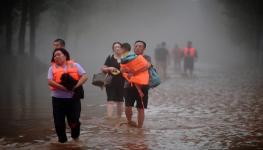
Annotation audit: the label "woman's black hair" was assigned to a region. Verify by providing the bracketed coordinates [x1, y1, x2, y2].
[51, 48, 70, 62]
[112, 41, 122, 51]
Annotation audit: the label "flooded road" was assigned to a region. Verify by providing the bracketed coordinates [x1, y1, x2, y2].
[1, 64, 263, 149]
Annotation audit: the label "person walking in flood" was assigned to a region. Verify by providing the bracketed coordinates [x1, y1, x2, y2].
[154, 42, 169, 80]
[48, 48, 88, 143]
[101, 42, 125, 126]
[183, 41, 198, 78]
[172, 44, 183, 72]
[120, 41, 151, 128]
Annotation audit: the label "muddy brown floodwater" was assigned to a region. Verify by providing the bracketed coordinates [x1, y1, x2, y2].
[1, 64, 263, 150]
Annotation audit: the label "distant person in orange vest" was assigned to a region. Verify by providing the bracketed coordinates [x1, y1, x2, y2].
[53, 39, 65, 49]
[183, 41, 197, 77]
[154, 42, 169, 80]
[172, 44, 183, 72]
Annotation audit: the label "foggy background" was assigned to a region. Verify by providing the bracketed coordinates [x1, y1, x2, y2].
[2, 0, 262, 71]
[0, 0, 263, 149]
[34, 0, 261, 69]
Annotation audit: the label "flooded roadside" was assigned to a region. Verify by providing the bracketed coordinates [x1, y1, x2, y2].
[1, 64, 263, 149]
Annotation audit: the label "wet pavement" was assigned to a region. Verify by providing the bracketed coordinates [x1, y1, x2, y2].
[1, 64, 263, 149]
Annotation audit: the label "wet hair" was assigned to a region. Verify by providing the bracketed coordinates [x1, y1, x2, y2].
[54, 39, 65, 46]
[112, 42, 122, 51]
[51, 48, 70, 62]
[135, 40, 146, 48]
[121, 43, 131, 52]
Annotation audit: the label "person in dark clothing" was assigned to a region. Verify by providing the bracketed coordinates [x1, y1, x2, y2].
[172, 44, 183, 72]
[154, 42, 169, 80]
[48, 48, 88, 143]
[101, 42, 125, 125]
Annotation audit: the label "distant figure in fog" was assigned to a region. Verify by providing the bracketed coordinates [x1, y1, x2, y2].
[101, 42, 125, 126]
[48, 48, 88, 143]
[172, 44, 183, 72]
[154, 42, 169, 80]
[53, 39, 65, 49]
[183, 41, 197, 78]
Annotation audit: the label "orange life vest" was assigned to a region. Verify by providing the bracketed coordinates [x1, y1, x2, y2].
[50, 60, 80, 90]
[184, 47, 196, 58]
[121, 55, 149, 85]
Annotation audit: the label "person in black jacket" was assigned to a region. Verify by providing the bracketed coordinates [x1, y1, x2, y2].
[101, 42, 125, 126]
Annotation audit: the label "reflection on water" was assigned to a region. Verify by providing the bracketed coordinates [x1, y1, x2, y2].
[1, 63, 263, 149]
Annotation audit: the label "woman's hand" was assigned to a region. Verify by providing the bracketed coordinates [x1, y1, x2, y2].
[73, 74, 88, 90]
[101, 65, 117, 73]
[108, 67, 117, 72]
[48, 79, 68, 91]
[59, 85, 68, 91]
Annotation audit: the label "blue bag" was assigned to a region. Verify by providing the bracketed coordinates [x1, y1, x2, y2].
[149, 66, 161, 88]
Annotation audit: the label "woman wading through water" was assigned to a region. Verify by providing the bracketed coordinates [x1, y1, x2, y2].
[101, 42, 125, 127]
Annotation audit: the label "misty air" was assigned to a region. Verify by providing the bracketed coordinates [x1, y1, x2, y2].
[0, 0, 263, 149]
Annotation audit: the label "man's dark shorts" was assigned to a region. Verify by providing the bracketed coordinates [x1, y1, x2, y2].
[124, 85, 149, 109]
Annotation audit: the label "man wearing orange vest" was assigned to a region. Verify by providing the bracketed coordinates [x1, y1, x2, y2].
[183, 41, 198, 77]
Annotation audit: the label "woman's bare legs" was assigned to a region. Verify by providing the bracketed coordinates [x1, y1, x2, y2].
[107, 101, 114, 118]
